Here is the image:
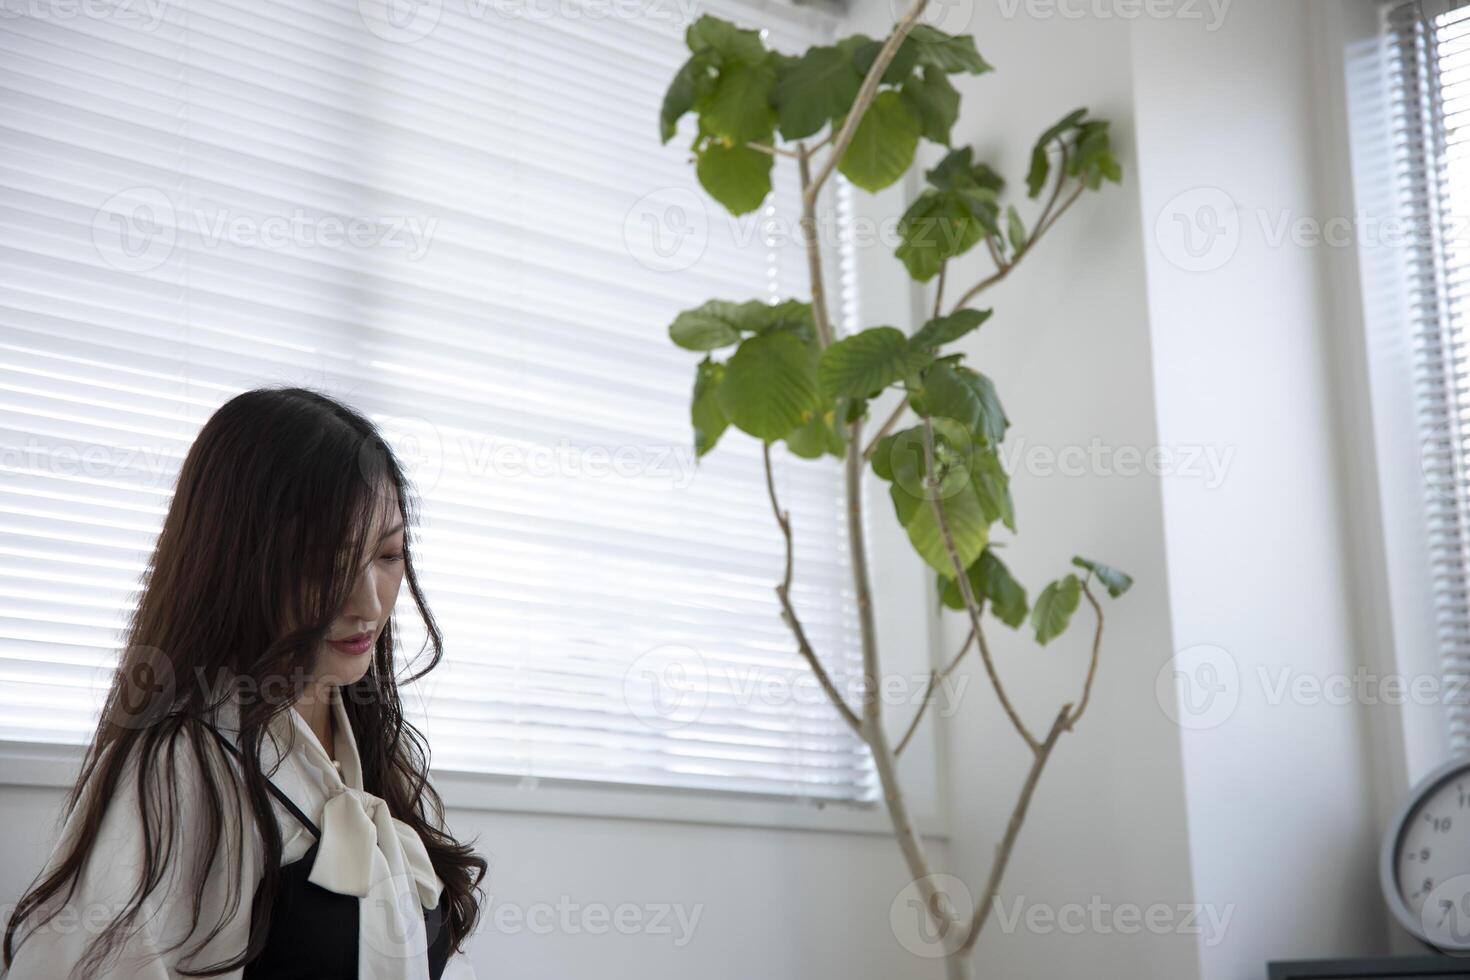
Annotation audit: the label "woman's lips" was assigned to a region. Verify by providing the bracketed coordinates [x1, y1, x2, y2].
[327, 632, 374, 655]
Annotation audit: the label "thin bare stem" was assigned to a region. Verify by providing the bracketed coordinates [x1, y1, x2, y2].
[762, 442, 862, 736]
[861, 399, 909, 461]
[896, 627, 976, 757]
[920, 417, 1039, 751]
[1032, 182, 1085, 244]
[933, 260, 948, 319]
[946, 143, 1086, 314]
[806, 130, 836, 155]
[983, 234, 1006, 273]
[845, 412, 960, 952]
[796, 143, 834, 348]
[958, 705, 1072, 955]
[1063, 579, 1105, 731]
[1030, 145, 1070, 238]
[804, 0, 931, 209]
[788, 18, 951, 930]
[747, 140, 800, 158]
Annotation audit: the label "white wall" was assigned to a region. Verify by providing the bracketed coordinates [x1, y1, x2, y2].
[1131, 1, 1388, 975]
[845, 3, 1204, 978]
[843, 0, 1388, 978]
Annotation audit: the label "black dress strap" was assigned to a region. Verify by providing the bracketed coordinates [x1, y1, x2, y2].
[199, 719, 322, 839]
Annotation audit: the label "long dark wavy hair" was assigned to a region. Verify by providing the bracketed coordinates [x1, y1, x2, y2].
[3, 385, 486, 977]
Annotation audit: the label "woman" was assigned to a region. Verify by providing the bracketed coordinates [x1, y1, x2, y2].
[2, 387, 486, 979]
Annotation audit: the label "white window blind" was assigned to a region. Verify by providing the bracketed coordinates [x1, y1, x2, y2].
[1383, 0, 1470, 753]
[0, 0, 879, 803]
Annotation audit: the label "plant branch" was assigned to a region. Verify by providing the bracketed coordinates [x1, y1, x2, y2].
[1063, 579, 1105, 731]
[1030, 144, 1070, 241]
[947, 145, 1086, 315]
[762, 442, 863, 737]
[896, 626, 975, 757]
[862, 398, 910, 462]
[983, 234, 1006, 274]
[796, 142, 835, 348]
[804, 0, 932, 209]
[919, 417, 1039, 752]
[747, 140, 800, 159]
[845, 413, 961, 954]
[958, 704, 1072, 956]
[807, 130, 835, 155]
[1033, 182, 1086, 243]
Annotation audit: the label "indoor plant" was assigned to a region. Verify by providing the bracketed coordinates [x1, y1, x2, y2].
[660, 5, 1132, 976]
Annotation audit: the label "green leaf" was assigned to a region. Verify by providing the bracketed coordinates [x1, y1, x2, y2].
[836, 90, 921, 193]
[819, 326, 934, 398]
[1027, 107, 1089, 198]
[702, 61, 778, 144]
[1005, 205, 1026, 255]
[927, 146, 1004, 194]
[907, 25, 992, 74]
[749, 298, 818, 341]
[785, 406, 846, 459]
[850, 35, 922, 84]
[871, 420, 973, 499]
[1072, 556, 1134, 598]
[1032, 574, 1081, 646]
[687, 15, 767, 65]
[691, 357, 729, 457]
[977, 550, 1028, 626]
[900, 66, 961, 147]
[891, 477, 988, 578]
[1036, 107, 1090, 150]
[696, 141, 773, 215]
[718, 330, 822, 440]
[661, 52, 719, 144]
[969, 447, 1014, 531]
[910, 308, 992, 349]
[895, 191, 986, 281]
[908, 361, 1008, 447]
[669, 300, 746, 350]
[772, 44, 864, 141]
[1065, 120, 1122, 190]
[869, 429, 901, 481]
[942, 550, 1028, 626]
[671, 298, 815, 347]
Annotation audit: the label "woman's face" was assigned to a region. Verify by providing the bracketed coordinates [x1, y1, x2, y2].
[311, 497, 407, 689]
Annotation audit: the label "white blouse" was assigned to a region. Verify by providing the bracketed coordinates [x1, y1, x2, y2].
[7, 688, 477, 980]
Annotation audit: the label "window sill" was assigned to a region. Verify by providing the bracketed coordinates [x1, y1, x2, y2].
[0, 739, 949, 840]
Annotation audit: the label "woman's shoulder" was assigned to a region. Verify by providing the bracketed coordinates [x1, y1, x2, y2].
[5, 720, 265, 978]
[69, 718, 259, 856]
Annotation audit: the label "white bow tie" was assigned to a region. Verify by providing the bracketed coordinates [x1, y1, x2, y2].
[307, 785, 444, 911]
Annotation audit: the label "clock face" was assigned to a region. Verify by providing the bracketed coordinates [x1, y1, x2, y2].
[1392, 768, 1470, 950]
